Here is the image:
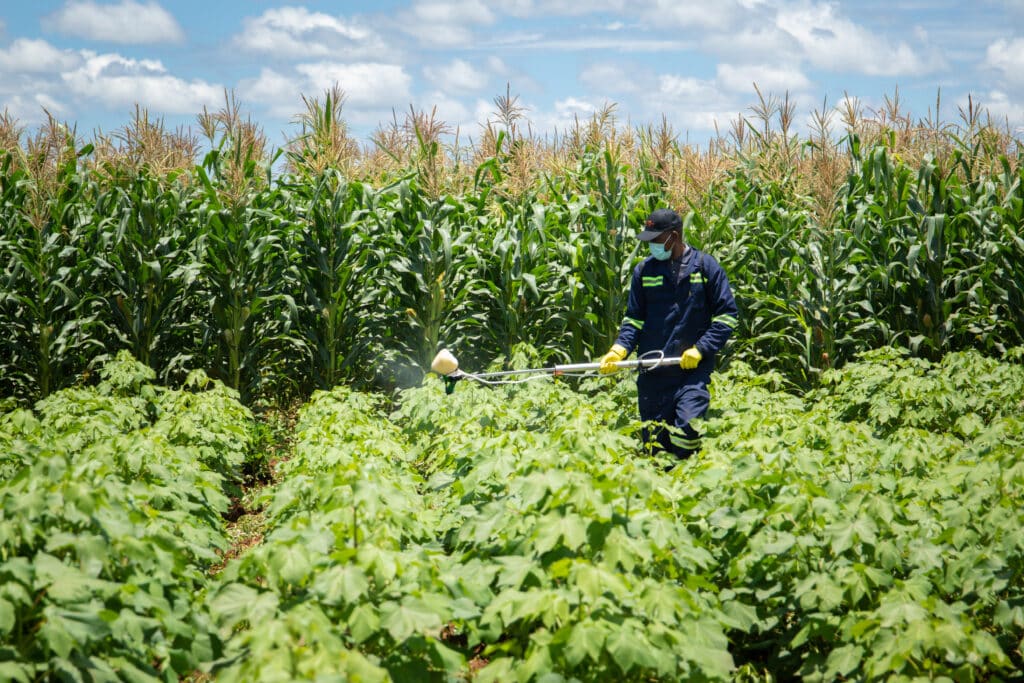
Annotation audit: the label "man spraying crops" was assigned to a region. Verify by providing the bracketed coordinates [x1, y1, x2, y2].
[599, 208, 738, 464]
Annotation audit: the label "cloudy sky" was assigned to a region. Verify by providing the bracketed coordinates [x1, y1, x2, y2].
[2, 0, 1023, 150]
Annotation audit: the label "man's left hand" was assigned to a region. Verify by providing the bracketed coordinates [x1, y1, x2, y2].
[679, 346, 702, 369]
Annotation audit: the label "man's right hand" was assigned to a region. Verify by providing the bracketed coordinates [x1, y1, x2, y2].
[599, 344, 628, 374]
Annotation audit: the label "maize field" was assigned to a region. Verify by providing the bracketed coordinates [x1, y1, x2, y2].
[1, 93, 1022, 401]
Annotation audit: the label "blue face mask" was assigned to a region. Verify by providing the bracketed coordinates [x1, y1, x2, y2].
[648, 235, 674, 261]
[648, 242, 671, 260]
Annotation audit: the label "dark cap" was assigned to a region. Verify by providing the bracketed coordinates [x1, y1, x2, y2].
[638, 208, 682, 241]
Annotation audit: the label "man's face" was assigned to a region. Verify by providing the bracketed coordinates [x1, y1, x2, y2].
[651, 230, 677, 246]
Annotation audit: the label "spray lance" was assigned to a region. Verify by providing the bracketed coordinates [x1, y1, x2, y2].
[430, 348, 684, 394]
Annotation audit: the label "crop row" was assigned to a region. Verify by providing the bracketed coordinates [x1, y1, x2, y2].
[3, 346, 1021, 679]
[209, 345, 1024, 680]
[0, 352, 255, 681]
[2, 137, 1023, 404]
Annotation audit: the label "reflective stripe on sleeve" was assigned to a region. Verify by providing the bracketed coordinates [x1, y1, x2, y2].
[713, 314, 738, 329]
[623, 316, 645, 330]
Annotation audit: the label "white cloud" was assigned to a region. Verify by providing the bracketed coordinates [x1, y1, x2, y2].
[495, 0, 628, 18]
[510, 95, 602, 137]
[238, 68, 304, 119]
[44, 1, 184, 44]
[413, 0, 494, 24]
[424, 59, 489, 93]
[239, 62, 415, 127]
[985, 37, 1024, 86]
[696, 2, 945, 77]
[702, 25, 796, 61]
[504, 35, 693, 51]
[486, 56, 511, 77]
[577, 60, 749, 134]
[555, 97, 599, 117]
[295, 63, 413, 108]
[643, 0, 745, 30]
[658, 74, 723, 102]
[399, 0, 496, 47]
[776, 2, 941, 76]
[414, 90, 475, 133]
[0, 93, 67, 124]
[478, 58, 542, 96]
[716, 63, 811, 94]
[62, 52, 223, 113]
[493, 30, 545, 46]
[0, 38, 81, 73]
[647, 73, 740, 133]
[234, 7, 386, 60]
[672, 109, 738, 133]
[579, 63, 645, 95]
[470, 96, 502, 128]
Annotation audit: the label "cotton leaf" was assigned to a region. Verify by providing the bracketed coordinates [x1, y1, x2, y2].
[380, 598, 443, 643]
[564, 620, 606, 667]
[606, 626, 658, 673]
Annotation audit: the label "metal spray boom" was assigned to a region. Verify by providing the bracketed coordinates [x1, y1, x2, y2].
[429, 349, 683, 394]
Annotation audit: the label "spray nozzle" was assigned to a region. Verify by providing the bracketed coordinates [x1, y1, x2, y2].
[431, 349, 459, 375]
[432, 349, 463, 394]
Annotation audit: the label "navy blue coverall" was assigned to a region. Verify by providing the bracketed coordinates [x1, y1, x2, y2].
[613, 248, 738, 459]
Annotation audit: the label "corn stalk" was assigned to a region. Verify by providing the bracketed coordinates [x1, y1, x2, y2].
[292, 170, 385, 390]
[0, 145, 104, 399]
[92, 173, 203, 374]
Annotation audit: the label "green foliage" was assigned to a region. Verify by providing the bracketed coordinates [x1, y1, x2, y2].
[0, 149, 105, 399]
[92, 175, 204, 377]
[380, 180, 482, 379]
[700, 349, 1024, 679]
[696, 143, 1024, 389]
[208, 349, 1024, 681]
[811, 346, 1024, 436]
[3, 347, 1022, 680]
[288, 172, 386, 390]
[3, 136, 1023, 400]
[0, 353, 257, 681]
[194, 162, 299, 402]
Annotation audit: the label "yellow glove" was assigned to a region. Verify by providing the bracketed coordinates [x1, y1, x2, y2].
[599, 344, 628, 374]
[679, 346, 702, 370]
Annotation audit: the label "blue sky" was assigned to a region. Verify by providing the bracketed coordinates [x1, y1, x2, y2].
[1, 1, 1023, 151]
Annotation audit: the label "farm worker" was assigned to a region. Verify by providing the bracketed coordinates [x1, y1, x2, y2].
[599, 208, 738, 464]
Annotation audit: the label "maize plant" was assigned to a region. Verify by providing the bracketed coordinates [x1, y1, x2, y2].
[381, 179, 481, 376]
[467, 198, 567, 364]
[92, 173, 203, 376]
[0, 148, 104, 399]
[696, 169, 818, 385]
[995, 158, 1024, 342]
[290, 171, 387, 390]
[195, 156, 298, 402]
[540, 150, 652, 362]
